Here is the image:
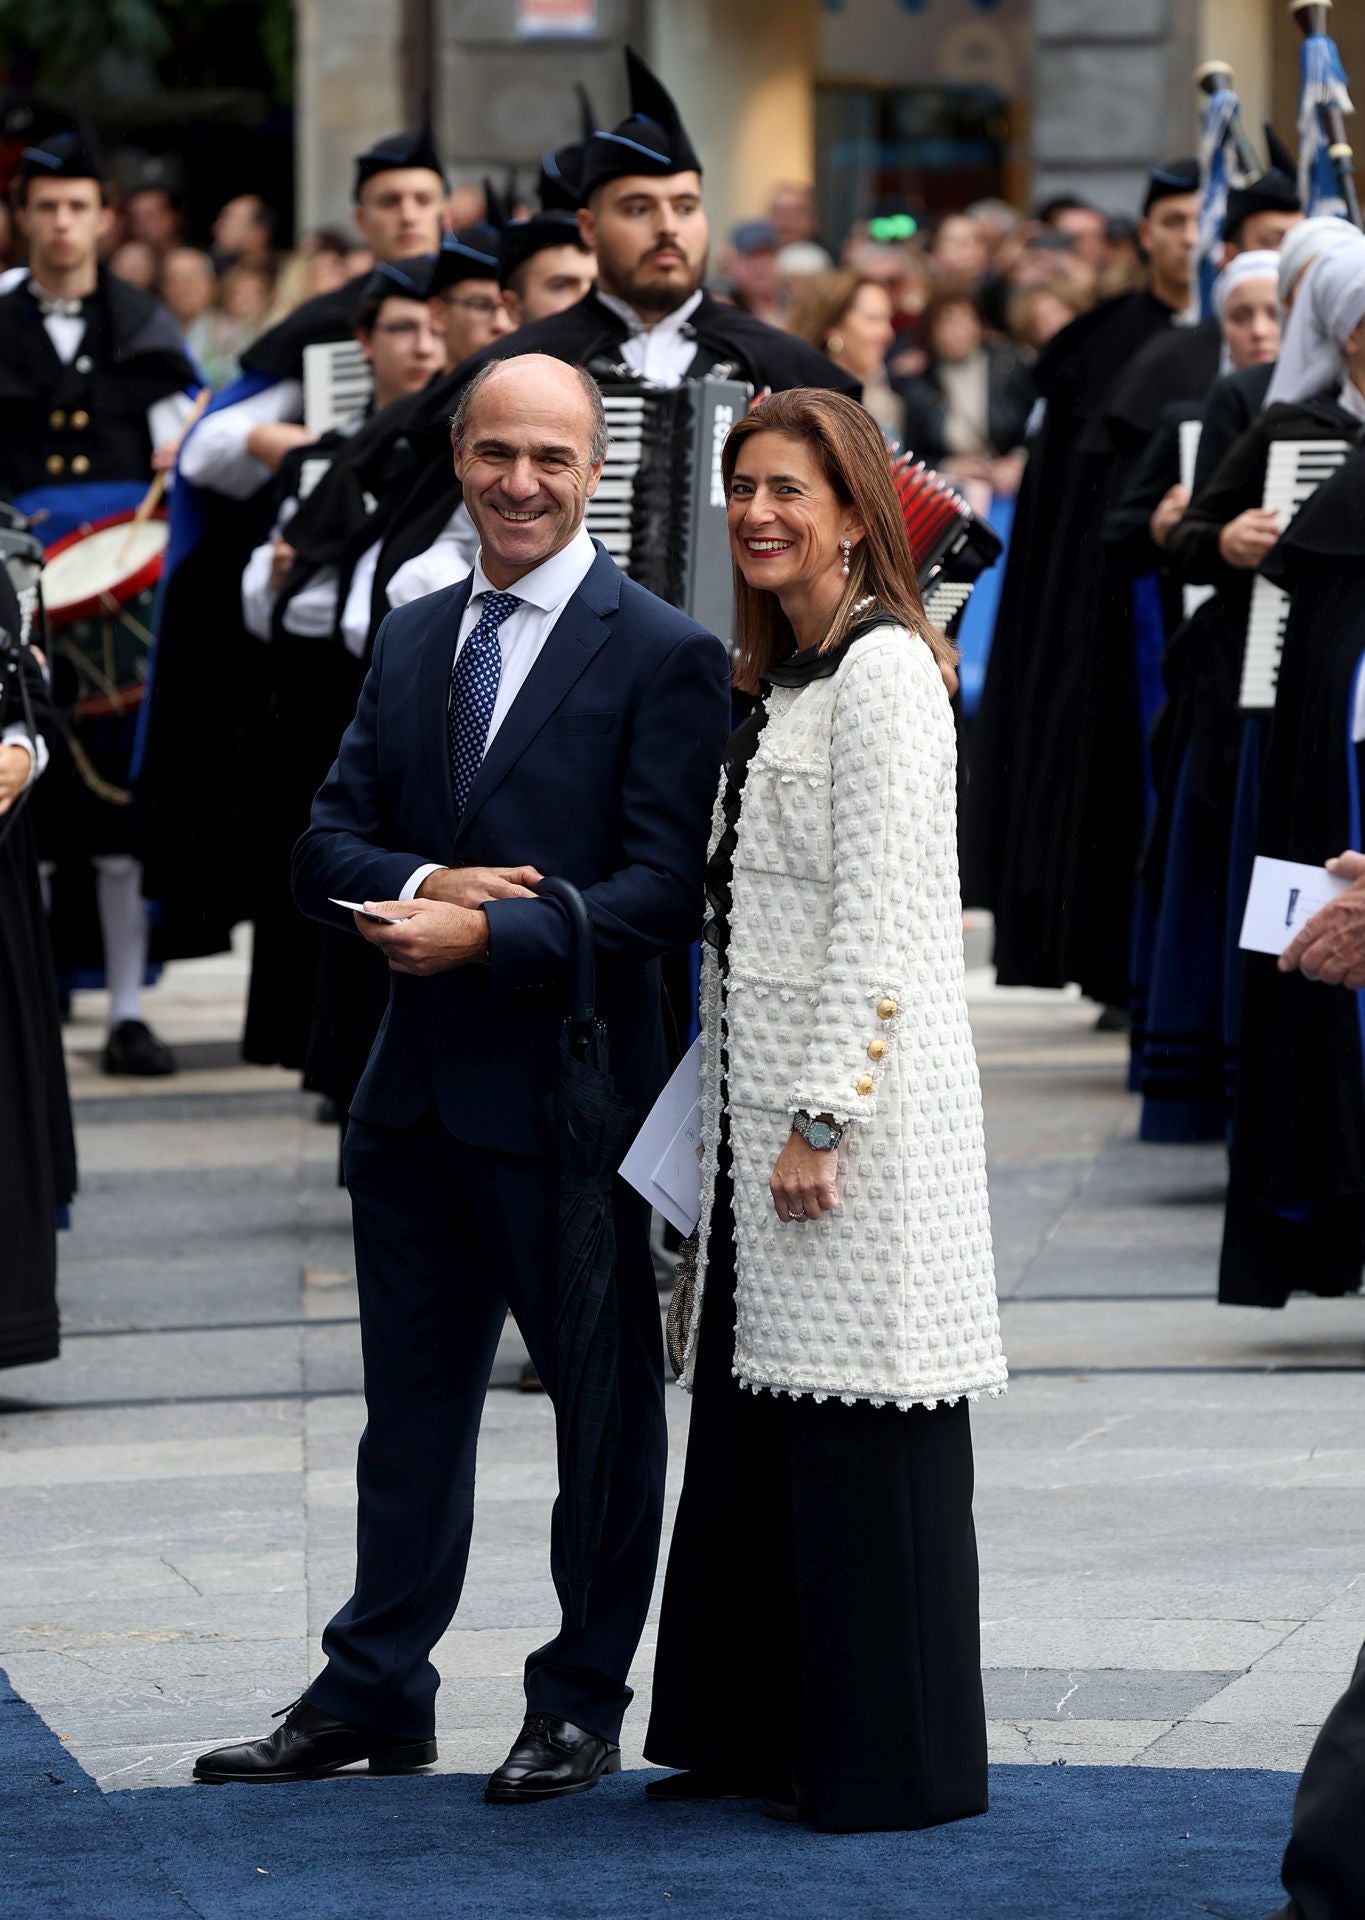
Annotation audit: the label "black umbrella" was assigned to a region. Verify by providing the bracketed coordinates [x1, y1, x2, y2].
[535, 878, 638, 1629]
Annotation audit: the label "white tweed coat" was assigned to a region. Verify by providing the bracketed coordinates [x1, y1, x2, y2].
[681, 621, 1007, 1411]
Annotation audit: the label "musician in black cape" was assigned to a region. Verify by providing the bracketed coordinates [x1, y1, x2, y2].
[134, 121, 447, 963]
[239, 263, 445, 1073]
[0, 560, 76, 1370]
[364, 46, 859, 638]
[1219, 436, 1365, 1311]
[961, 160, 1199, 1007]
[1103, 253, 1281, 1138]
[0, 129, 197, 1075]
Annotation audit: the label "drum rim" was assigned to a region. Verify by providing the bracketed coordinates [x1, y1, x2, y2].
[43, 506, 169, 630]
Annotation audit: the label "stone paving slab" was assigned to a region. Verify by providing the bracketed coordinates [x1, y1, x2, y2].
[1, 949, 1360, 1800]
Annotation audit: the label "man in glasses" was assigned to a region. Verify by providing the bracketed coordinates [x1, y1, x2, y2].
[427, 223, 514, 369]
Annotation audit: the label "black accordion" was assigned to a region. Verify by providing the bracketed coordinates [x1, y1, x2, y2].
[586, 373, 751, 637]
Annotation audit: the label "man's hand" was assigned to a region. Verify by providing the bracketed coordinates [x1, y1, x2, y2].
[354, 897, 490, 975]
[1278, 851, 1365, 989]
[416, 863, 542, 907]
[0, 741, 33, 816]
[151, 440, 181, 473]
[770, 1131, 840, 1225]
[1149, 482, 1189, 550]
[246, 421, 315, 472]
[268, 538, 297, 591]
[1218, 507, 1282, 569]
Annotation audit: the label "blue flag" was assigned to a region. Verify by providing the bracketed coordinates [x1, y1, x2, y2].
[1189, 85, 1244, 321]
[1298, 26, 1354, 216]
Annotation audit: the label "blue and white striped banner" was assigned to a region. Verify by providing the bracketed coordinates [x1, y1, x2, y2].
[1298, 29, 1354, 217]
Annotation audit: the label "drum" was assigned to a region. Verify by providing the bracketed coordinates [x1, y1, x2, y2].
[41, 509, 169, 719]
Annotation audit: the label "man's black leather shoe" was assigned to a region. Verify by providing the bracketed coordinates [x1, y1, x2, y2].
[193, 1698, 437, 1783]
[485, 1712, 620, 1802]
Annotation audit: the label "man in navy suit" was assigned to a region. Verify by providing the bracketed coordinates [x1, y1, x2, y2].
[195, 354, 731, 1797]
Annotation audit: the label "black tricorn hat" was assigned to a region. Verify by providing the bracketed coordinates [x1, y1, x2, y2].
[360, 255, 438, 305]
[1264, 123, 1298, 181]
[577, 47, 701, 201]
[1225, 171, 1301, 240]
[500, 209, 584, 286]
[1142, 156, 1199, 214]
[429, 189, 505, 297]
[17, 124, 106, 189]
[353, 106, 447, 201]
[540, 83, 596, 212]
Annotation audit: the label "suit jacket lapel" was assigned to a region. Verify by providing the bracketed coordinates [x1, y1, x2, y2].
[454, 545, 621, 844]
[419, 572, 474, 849]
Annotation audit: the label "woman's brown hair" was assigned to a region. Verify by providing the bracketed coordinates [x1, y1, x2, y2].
[786, 269, 865, 354]
[722, 387, 956, 693]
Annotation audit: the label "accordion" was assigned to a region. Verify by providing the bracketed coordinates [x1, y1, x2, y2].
[1239, 438, 1352, 712]
[588, 374, 751, 637]
[891, 458, 1002, 637]
[303, 339, 374, 436]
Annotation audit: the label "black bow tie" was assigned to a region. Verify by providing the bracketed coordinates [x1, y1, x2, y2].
[31, 286, 85, 320]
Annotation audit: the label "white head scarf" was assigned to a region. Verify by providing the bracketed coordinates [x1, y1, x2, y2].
[1265, 238, 1365, 407]
[1276, 216, 1364, 305]
[1211, 249, 1280, 320]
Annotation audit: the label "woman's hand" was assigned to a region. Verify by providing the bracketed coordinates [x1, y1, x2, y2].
[770, 1131, 840, 1225]
[1218, 507, 1281, 569]
[1148, 482, 1189, 549]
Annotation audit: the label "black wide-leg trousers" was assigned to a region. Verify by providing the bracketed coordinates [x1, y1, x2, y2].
[305, 1112, 667, 1746]
[645, 1138, 988, 1833]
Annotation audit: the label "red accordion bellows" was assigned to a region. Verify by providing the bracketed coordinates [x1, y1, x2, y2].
[890, 457, 971, 579]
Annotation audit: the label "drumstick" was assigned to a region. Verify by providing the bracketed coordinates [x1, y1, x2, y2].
[116, 385, 212, 565]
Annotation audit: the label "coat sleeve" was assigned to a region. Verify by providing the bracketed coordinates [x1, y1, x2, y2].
[789, 636, 950, 1127]
[482, 626, 732, 987]
[290, 614, 441, 924]
[1164, 417, 1271, 589]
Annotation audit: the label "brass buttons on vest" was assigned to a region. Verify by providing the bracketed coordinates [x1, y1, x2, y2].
[71, 454, 91, 474]
[49, 409, 66, 430]
[71, 409, 90, 430]
[45, 453, 65, 475]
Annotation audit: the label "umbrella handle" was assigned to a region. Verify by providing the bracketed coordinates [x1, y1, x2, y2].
[533, 877, 597, 1033]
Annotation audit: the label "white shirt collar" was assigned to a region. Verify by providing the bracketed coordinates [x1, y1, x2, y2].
[469, 521, 597, 615]
[595, 286, 703, 341]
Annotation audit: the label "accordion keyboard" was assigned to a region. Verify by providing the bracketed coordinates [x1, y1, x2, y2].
[303, 340, 374, 437]
[1238, 439, 1351, 711]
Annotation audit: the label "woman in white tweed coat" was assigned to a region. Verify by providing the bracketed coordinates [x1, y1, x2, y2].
[645, 389, 1006, 1833]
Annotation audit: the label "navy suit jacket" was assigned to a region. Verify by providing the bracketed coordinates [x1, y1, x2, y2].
[292, 543, 732, 1155]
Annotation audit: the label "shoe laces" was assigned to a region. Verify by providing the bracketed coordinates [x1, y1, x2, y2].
[271, 1696, 304, 1721]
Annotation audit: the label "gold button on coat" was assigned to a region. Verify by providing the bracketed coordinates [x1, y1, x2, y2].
[71, 453, 91, 474]
[877, 998, 898, 1020]
[45, 453, 65, 475]
[49, 409, 66, 429]
[71, 409, 90, 430]
[867, 1038, 887, 1060]
[856, 1074, 874, 1096]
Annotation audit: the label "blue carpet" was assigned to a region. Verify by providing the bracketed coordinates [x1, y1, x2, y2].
[4, 1670, 1293, 1919]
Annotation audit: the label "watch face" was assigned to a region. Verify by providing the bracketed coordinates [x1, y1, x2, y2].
[806, 1120, 836, 1150]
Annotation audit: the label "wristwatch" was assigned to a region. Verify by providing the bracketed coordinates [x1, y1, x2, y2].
[793, 1110, 844, 1151]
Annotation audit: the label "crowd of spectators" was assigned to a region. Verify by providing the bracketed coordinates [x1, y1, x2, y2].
[709, 182, 1145, 496]
[0, 153, 1142, 485]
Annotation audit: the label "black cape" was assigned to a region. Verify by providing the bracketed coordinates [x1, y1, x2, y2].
[243, 431, 369, 1069]
[961, 288, 1180, 1000]
[0, 644, 76, 1369]
[1191, 361, 1276, 496]
[366, 289, 862, 644]
[135, 278, 374, 957]
[1220, 442, 1365, 1307]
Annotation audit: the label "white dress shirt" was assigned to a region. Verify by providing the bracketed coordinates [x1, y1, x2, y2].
[342, 503, 481, 659]
[399, 522, 598, 899]
[594, 288, 704, 390]
[178, 379, 306, 500]
[1, 725, 47, 789]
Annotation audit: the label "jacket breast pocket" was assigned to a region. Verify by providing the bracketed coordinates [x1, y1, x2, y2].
[544, 711, 617, 736]
[736, 759, 832, 883]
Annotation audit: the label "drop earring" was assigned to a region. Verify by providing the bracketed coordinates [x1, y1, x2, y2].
[840, 538, 851, 576]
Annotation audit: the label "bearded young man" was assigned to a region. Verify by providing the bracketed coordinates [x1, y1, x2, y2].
[365, 47, 858, 636]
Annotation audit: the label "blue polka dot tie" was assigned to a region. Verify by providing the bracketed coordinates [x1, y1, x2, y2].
[448, 590, 522, 818]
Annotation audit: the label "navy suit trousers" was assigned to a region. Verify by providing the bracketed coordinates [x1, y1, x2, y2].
[305, 1112, 667, 1745]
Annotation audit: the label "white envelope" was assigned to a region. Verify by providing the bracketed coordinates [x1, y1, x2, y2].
[620, 1037, 703, 1236]
[1238, 856, 1350, 957]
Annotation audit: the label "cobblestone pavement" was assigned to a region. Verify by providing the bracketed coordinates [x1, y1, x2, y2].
[2, 930, 1362, 1793]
